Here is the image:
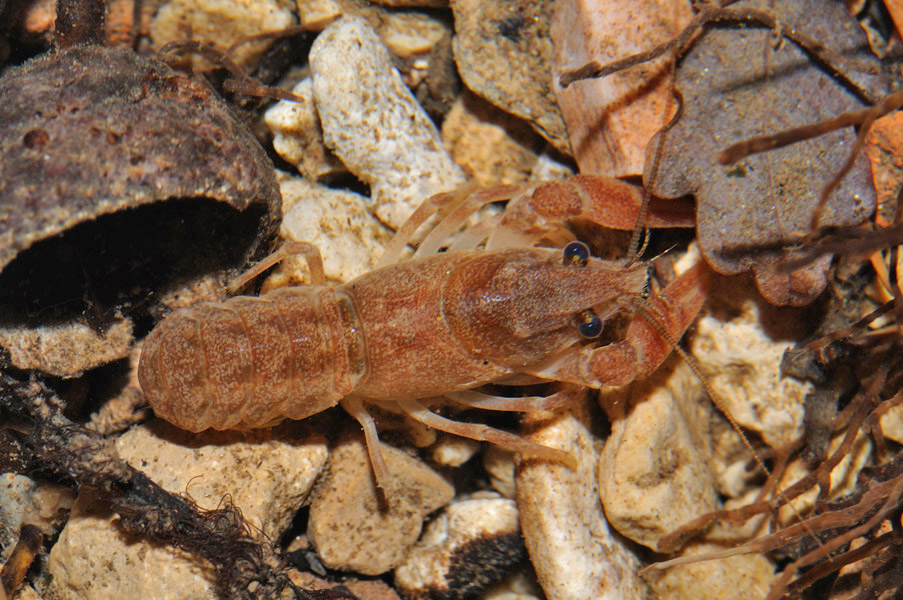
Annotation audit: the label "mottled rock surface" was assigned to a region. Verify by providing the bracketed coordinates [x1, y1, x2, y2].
[394, 496, 524, 599]
[46, 421, 327, 599]
[260, 175, 390, 291]
[598, 358, 717, 548]
[307, 429, 454, 575]
[452, 0, 569, 153]
[517, 395, 645, 600]
[309, 16, 466, 229]
[150, 0, 295, 69]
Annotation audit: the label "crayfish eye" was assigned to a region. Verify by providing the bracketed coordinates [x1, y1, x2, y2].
[576, 309, 603, 339]
[562, 241, 590, 267]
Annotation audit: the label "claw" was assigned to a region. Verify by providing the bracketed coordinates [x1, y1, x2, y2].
[490, 175, 695, 251]
[528, 261, 710, 388]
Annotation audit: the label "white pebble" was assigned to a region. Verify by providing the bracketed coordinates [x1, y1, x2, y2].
[309, 16, 467, 229]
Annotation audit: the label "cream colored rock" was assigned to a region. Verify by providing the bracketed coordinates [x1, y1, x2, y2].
[482, 570, 544, 600]
[260, 176, 390, 291]
[517, 393, 646, 600]
[880, 404, 903, 444]
[483, 446, 517, 499]
[645, 542, 775, 600]
[441, 92, 543, 187]
[690, 275, 813, 448]
[297, 0, 449, 57]
[265, 79, 345, 182]
[394, 496, 524, 598]
[296, 0, 345, 29]
[150, 0, 295, 70]
[428, 433, 481, 468]
[772, 429, 870, 526]
[529, 151, 575, 181]
[307, 429, 454, 575]
[47, 421, 328, 600]
[0, 474, 74, 550]
[598, 358, 717, 549]
[377, 11, 448, 58]
[309, 16, 467, 229]
[0, 318, 132, 377]
[48, 490, 218, 600]
[11, 585, 43, 600]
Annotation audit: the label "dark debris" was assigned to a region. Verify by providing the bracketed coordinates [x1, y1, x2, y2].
[0, 371, 358, 600]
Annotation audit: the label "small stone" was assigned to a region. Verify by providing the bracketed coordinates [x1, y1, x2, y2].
[47, 421, 328, 599]
[378, 11, 449, 59]
[121, 421, 327, 537]
[260, 175, 390, 291]
[452, 0, 570, 154]
[394, 497, 525, 599]
[690, 274, 814, 448]
[309, 16, 467, 229]
[429, 433, 482, 468]
[483, 446, 517, 499]
[307, 428, 455, 575]
[0, 318, 132, 377]
[1, 474, 74, 551]
[265, 78, 346, 182]
[881, 404, 903, 444]
[48, 490, 218, 600]
[150, 0, 295, 70]
[297, 0, 450, 57]
[517, 393, 646, 600]
[296, 0, 346, 29]
[597, 358, 718, 549]
[645, 542, 775, 600]
[441, 91, 544, 187]
[769, 429, 871, 525]
[10, 585, 44, 600]
[482, 569, 545, 600]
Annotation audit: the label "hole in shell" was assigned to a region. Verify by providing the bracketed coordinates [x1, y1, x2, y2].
[0, 197, 267, 335]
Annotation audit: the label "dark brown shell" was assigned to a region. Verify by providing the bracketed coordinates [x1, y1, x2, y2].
[0, 45, 281, 376]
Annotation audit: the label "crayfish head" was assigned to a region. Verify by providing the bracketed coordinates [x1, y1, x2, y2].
[442, 247, 647, 367]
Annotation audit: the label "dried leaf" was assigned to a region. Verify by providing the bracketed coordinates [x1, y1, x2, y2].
[645, 0, 884, 305]
[551, 0, 693, 177]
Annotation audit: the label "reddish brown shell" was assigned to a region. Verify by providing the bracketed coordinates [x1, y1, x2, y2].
[139, 286, 356, 432]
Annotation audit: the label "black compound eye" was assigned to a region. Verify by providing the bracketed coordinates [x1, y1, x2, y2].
[577, 310, 603, 339]
[562, 241, 590, 267]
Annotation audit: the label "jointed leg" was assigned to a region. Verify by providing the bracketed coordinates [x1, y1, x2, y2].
[227, 241, 325, 293]
[446, 388, 575, 412]
[377, 183, 528, 266]
[341, 396, 392, 492]
[486, 175, 694, 251]
[398, 398, 577, 469]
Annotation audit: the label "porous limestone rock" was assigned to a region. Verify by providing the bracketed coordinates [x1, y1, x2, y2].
[394, 496, 524, 599]
[597, 358, 718, 549]
[517, 393, 646, 600]
[690, 274, 814, 448]
[265, 79, 346, 182]
[260, 175, 390, 291]
[307, 428, 454, 575]
[46, 421, 328, 600]
[309, 16, 467, 229]
[150, 0, 295, 70]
